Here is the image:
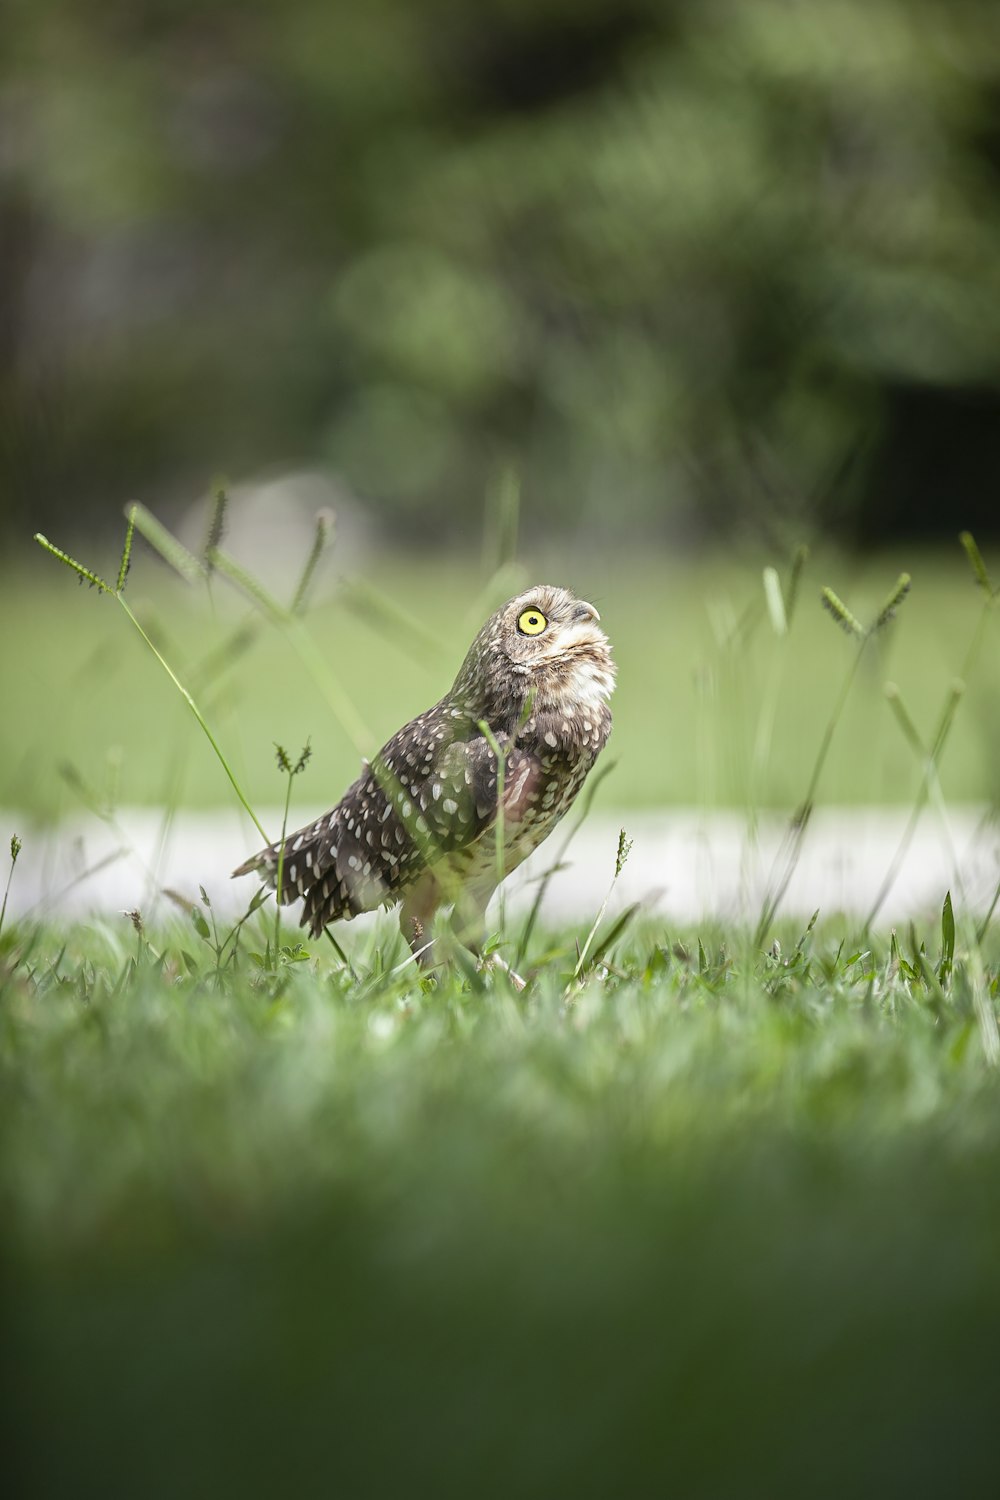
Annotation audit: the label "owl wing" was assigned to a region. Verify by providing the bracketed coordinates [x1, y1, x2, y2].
[237, 703, 543, 936]
[372, 709, 552, 860]
[415, 727, 547, 852]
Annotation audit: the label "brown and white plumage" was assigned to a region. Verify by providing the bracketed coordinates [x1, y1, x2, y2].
[233, 584, 614, 957]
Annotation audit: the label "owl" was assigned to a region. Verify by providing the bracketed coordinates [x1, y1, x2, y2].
[233, 584, 615, 962]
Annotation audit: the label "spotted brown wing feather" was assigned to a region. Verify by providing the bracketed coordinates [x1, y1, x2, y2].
[233, 706, 605, 940]
[234, 701, 499, 938]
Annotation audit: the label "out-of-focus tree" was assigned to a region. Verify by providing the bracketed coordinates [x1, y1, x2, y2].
[2, 0, 999, 547]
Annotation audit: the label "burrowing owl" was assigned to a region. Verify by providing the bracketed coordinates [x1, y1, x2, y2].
[233, 584, 614, 958]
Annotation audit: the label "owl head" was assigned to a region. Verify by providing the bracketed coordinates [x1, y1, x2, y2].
[453, 584, 615, 721]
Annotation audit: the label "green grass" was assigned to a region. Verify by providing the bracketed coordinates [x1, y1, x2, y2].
[3, 537, 1000, 821]
[3, 911, 1000, 1497]
[4, 512, 1000, 1493]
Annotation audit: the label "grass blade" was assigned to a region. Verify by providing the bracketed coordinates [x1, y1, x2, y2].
[207, 546, 291, 624]
[129, 504, 204, 585]
[762, 567, 787, 637]
[939, 890, 955, 986]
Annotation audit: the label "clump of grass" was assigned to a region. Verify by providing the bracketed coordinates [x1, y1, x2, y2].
[2, 902, 999, 1497]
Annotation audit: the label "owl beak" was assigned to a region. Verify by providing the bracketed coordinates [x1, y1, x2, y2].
[573, 601, 600, 623]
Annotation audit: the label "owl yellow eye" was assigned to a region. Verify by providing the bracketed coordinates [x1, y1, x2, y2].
[517, 608, 548, 636]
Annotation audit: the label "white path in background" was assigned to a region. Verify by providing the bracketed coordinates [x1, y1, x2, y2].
[3, 805, 998, 935]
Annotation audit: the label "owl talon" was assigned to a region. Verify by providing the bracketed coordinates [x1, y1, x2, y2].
[480, 954, 527, 992]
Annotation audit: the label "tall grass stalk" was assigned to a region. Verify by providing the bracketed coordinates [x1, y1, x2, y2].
[865, 532, 999, 929]
[478, 721, 508, 913]
[753, 572, 911, 948]
[515, 757, 618, 969]
[272, 742, 311, 959]
[978, 874, 1000, 947]
[132, 500, 354, 931]
[0, 835, 21, 944]
[339, 577, 448, 668]
[470, 467, 527, 629]
[743, 548, 809, 913]
[204, 544, 372, 753]
[883, 682, 999, 1064]
[568, 827, 634, 989]
[35, 520, 269, 844]
[115, 594, 269, 842]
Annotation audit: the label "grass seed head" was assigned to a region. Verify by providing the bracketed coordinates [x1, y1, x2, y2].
[291, 508, 336, 616]
[116, 509, 136, 594]
[34, 534, 113, 595]
[959, 531, 993, 596]
[874, 573, 912, 632]
[783, 544, 809, 626]
[205, 484, 229, 563]
[820, 587, 864, 638]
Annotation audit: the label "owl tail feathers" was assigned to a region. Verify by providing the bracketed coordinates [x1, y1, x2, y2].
[232, 850, 266, 879]
[233, 812, 348, 912]
[231, 843, 293, 903]
[233, 812, 382, 932]
[232, 832, 320, 907]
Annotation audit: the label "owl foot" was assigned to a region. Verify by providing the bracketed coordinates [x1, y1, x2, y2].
[479, 953, 527, 991]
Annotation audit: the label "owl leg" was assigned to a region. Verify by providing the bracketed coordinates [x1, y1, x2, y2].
[453, 884, 527, 991]
[451, 882, 494, 955]
[481, 954, 527, 991]
[400, 878, 527, 989]
[399, 873, 441, 967]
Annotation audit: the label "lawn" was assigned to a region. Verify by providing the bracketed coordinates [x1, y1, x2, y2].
[4, 514, 1000, 1495]
[3, 909, 1000, 1497]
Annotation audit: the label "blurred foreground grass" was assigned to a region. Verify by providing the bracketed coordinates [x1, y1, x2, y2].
[3, 542, 999, 819]
[3, 913, 1000, 1497]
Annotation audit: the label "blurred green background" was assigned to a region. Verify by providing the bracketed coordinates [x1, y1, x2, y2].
[2, 0, 1000, 552]
[3, 0, 1000, 815]
[3, 543, 1000, 818]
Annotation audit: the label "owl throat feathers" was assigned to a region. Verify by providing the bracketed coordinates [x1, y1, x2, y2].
[452, 624, 615, 751]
